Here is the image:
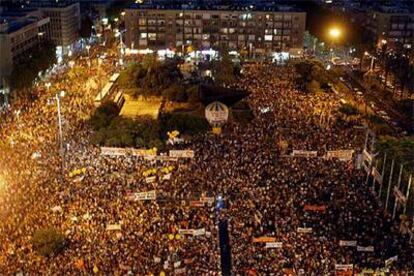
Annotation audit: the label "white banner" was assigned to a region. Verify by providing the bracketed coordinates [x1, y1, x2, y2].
[291, 150, 318, 158]
[174, 261, 181, 268]
[101, 147, 156, 157]
[193, 228, 206, 236]
[339, 240, 357, 247]
[169, 150, 195, 158]
[174, 268, 186, 274]
[265, 242, 283, 248]
[178, 228, 206, 236]
[201, 197, 215, 206]
[325, 150, 354, 161]
[162, 173, 171, 180]
[297, 227, 313, 233]
[145, 176, 156, 183]
[357, 246, 374, 252]
[385, 255, 398, 266]
[144, 155, 178, 162]
[106, 224, 122, 231]
[335, 264, 353, 270]
[127, 190, 156, 201]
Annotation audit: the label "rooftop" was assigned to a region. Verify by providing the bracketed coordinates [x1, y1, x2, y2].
[128, 3, 304, 12]
[0, 17, 37, 34]
[373, 5, 414, 14]
[22, 0, 79, 8]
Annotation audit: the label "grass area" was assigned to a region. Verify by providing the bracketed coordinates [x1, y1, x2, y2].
[119, 95, 162, 119]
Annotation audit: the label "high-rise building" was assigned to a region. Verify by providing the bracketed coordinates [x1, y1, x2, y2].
[0, 8, 50, 86]
[125, 5, 306, 56]
[366, 6, 414, 50]
[26, 1, 81, 50]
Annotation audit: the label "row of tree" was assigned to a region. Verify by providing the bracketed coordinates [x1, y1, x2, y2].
[9, 41, 57, 92]
[89, 102, 209, 148]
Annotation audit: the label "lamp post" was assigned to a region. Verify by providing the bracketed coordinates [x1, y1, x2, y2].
[53, 90, 66, 174]
[85, 45, 91, 68]
[328, 27, 341, 61]
[115, 29, 126, 65]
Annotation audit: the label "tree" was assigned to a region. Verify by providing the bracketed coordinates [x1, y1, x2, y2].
[214, 46, 235, 86]
[9, 40, 56, 91]
[89, 102, 120, 130]
[306, 79, 321, 93]
[186, 85, 200, 103]
[32, 228, 66, 257]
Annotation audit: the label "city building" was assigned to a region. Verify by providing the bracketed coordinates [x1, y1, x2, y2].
[124, 4, 306, 58]
[26, 1, 81, 53]
[0, 8, 50, 90]
[366, 6, 414, 51]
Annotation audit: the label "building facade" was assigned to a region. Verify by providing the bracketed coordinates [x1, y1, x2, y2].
[125, 7, 306, 55]
[36, 2, 80, 48]
[0, 9, 50, 86]
[366, 7, 414, 50]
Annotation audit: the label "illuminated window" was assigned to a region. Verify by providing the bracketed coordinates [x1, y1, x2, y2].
[265, 35, 273, 41]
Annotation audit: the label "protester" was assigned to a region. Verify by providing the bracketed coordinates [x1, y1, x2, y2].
[0, 57, 412, 275]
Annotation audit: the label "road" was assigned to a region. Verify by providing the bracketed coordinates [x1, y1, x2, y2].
[341, 66, 412, 134]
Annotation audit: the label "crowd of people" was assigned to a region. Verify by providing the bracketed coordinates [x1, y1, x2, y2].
[0, 52, 413, 275]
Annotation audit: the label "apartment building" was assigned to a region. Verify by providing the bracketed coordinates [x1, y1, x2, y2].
[125, 6, 306, 55]
[32, 1, 80, 49]
[366, 6, 413, 50]
[0, 9, 50, 85]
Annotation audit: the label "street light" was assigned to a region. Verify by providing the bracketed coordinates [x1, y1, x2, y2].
[329, 28, 341, 40]
[328, 27, 341, 60]
[52, 90, 66, 173]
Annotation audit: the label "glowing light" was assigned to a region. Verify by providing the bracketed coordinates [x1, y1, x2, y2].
[329, 28, 341, 39]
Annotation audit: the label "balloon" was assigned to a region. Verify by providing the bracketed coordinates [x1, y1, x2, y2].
[93, 264, 99, 273]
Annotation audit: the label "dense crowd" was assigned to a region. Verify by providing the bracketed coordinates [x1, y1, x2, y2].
[0, 54, 413, 275]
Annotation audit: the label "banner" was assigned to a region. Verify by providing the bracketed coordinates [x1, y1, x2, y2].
[335, 264, 353, 270]
[145, 176, 156, 183]
[178, 229, 194, 235]
[297, 227, 313, 233]
[265, 242, 283, 248]
[106, 224, 121, 231]
[51, 205, 63, 213]
[385, 255, 398, 266]
[393, 187, 407, 204]
[304, 205, 326, 212]
[253, 237, 276, 243]
[174, 268, 186, 274]
[190, 200, 205, 207]
[291, 150, 318, 158]
[169, 150, 195, 158]
[193, 228, 206, 236]
[126, 190, 156, 201]
[201, 197, 215, 206]
[101, 147, 156, 157]
[357, 246, 374, 252]
[174, 261, 181, 268]
[339, 240, 357, 247]
[144, 155, 178, 162]
[178, 228, 205, 236]
[162, 173, 171, 180]
[326, 150, 354, 161]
